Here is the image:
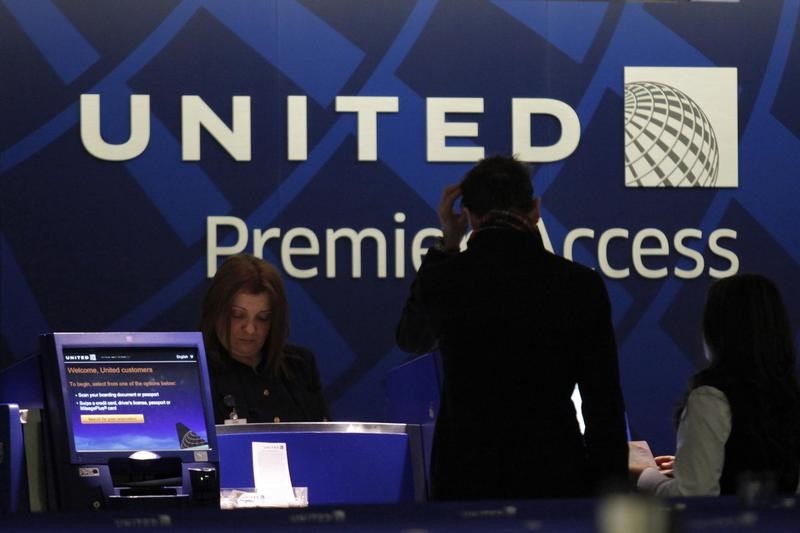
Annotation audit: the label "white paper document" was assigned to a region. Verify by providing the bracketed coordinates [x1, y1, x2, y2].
[628, 440, 658, 470]
[252, 442, 297, 506]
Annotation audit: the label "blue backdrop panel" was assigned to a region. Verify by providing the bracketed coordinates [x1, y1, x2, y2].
[2, 0, 799, 455]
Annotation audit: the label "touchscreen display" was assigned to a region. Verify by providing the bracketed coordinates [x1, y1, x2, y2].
[62, 347, 211, 452]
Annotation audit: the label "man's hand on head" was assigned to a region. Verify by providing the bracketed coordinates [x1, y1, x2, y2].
[437, 183, 468, 252]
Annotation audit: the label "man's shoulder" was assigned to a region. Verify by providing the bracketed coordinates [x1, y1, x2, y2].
[543, 249, 603, 285]
[417, 236, 605, 292]
[415, 247, 473, 284]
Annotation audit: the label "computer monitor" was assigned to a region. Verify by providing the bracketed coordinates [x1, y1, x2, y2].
[38, 332, 219, 510]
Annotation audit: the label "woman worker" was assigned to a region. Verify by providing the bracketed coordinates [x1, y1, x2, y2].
[632, 273, 800, 496]
[200, 254, 329, 424]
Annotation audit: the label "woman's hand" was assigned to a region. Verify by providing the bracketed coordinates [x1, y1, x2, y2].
[628, 440, 657, 482]
[655, 455, 675, 477]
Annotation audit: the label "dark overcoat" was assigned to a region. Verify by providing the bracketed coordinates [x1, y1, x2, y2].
[397, 227, 628, 499]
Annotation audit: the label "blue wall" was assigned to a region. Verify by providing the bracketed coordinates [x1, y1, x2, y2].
[2, 0, 799, 453]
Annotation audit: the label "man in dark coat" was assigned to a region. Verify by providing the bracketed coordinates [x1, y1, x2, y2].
[396, 155, 628, 500]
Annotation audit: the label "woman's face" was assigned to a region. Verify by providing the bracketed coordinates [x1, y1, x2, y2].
[222, 290, 272, 366]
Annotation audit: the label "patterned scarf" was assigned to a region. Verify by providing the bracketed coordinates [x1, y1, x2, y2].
[469, 210, 535, 242]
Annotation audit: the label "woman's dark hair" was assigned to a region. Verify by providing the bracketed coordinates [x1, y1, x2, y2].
[676, 273, 800, 426]
[700, 273, 796, 389]
[200, 254, 290, 378]
[460, 155, 535, 216]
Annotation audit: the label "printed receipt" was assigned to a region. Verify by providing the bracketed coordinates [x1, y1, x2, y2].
[252, 442, 296, 506]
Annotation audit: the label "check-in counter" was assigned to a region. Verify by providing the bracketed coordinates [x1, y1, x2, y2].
[383, 352, 441, 499]
[216, 422, 426, 505]
[0, 403, 27, 513]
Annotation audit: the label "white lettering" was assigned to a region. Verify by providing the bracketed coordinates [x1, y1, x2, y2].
[673, 228, 704, 279]
[563, 227, 594, 261]
[326, 228, 387, 278]
[81, 93, 584, 163]
[598, 228, 630, 279]
[281, 228, 319, 279]
[512, 98, 581, 162]
[287, 95, 307, 161]
[411, 228, 442, 271]
[632, 228, 669, 279]
[205, 217, 739, 282]
[182, 95, 251, 161]
[80, 94, 150, 161]
[426, 97, 484, 162]
[207, 216, 249, 277]
[708, 228, 739, 278]
[253, 228, 281, 258]
[394, 212, 406, 278]
[335, 96, 399, 161]
[537, 219, 555, 254]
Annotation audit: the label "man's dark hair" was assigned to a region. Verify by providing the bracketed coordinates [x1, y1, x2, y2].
[460, 155, 535, 216]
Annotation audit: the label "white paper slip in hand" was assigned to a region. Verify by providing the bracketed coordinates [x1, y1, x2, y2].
[628, 440, 658, 469]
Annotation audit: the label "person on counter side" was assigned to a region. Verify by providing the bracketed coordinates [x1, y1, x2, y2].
[201, 254, 329, 424]
[396, 155, 629, 500]
[631, 274, 800, 496]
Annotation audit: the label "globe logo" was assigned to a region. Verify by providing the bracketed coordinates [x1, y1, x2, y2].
[624, 81, 719, 187]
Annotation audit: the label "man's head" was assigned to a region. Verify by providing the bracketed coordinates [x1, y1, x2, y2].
[460, 155, 539, 229]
